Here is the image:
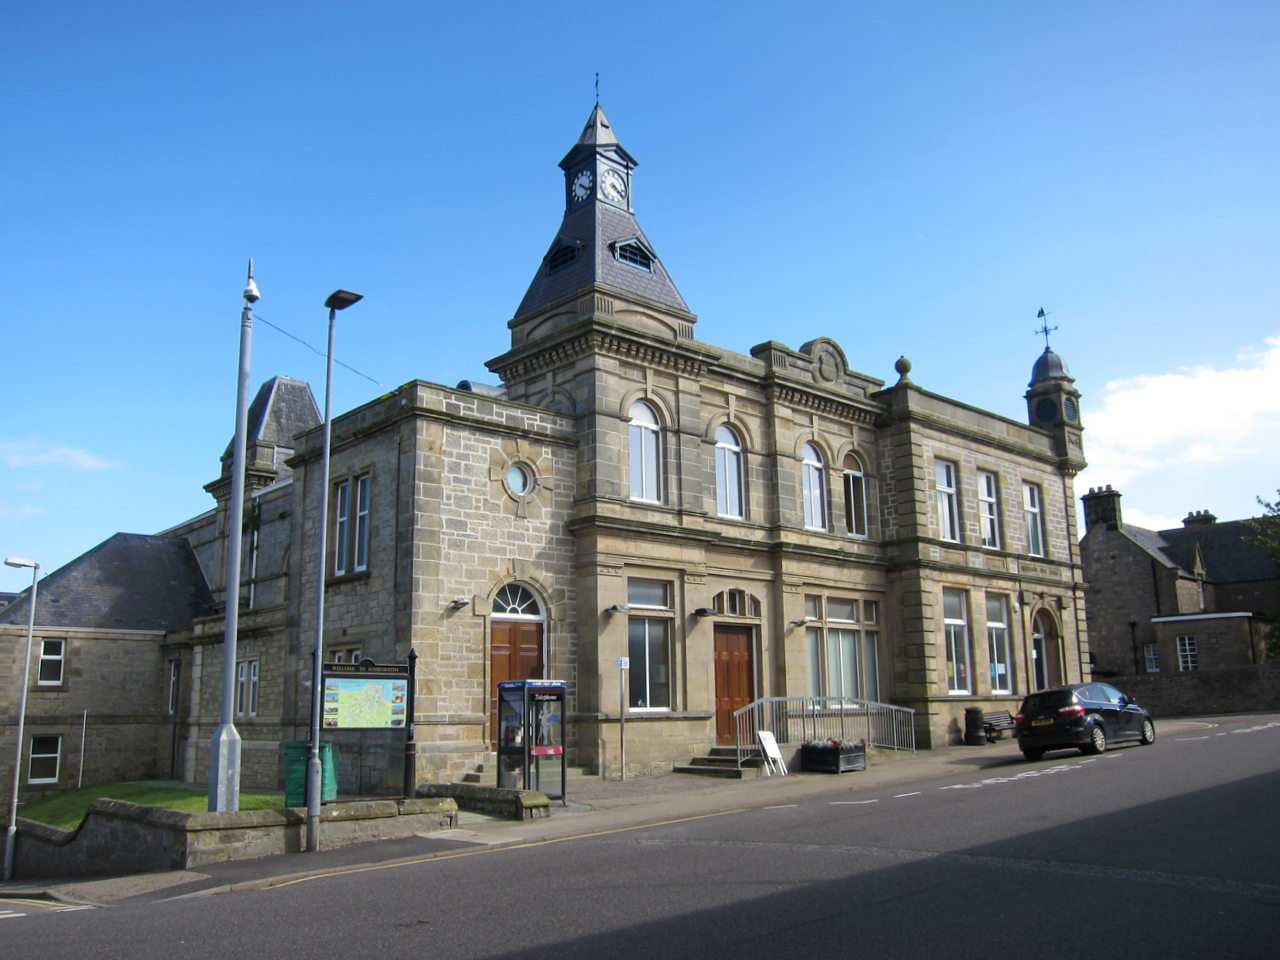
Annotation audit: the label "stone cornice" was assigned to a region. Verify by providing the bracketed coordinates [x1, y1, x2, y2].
[489, 322, 718, 383]
[770, 384, 880, 426]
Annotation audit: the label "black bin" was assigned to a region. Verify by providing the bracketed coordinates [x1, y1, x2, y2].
[963, 707, 987, 746]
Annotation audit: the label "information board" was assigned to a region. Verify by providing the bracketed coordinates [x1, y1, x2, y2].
[322, 674, 408, 729]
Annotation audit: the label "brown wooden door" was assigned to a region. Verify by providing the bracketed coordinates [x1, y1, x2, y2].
[490, 620, 544, 750]
[714, 625, 754, 745]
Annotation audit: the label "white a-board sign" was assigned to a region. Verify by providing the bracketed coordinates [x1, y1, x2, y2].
[756, 730, 787, 776]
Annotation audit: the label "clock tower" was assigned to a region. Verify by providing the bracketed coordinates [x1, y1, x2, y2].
[561, 104, 637, 214]
[501, 104, 694, 354]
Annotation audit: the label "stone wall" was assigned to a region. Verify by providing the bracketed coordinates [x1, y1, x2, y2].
[1111, 661, 1280, 718]
[13, 796, 459, 880]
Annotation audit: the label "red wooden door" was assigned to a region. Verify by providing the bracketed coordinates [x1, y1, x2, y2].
[714, 625, 754, 745]
[490, 621, 544, 750]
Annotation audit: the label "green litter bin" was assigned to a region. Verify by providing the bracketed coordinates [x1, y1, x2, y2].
[283, 740, 339, 808]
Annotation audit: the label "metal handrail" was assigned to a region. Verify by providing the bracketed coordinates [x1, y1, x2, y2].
[733, 696, 916, 770]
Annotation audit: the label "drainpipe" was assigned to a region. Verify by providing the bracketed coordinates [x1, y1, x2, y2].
[1128, 617, 1140, 675]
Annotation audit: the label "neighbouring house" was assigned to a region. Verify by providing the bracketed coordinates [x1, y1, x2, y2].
[0, 534, 217, 817]
[3, 105, 1096, 814]
[1079, 486, 1278, 678]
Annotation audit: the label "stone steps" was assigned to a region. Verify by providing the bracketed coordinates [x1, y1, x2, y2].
[673, 744, 763, 779]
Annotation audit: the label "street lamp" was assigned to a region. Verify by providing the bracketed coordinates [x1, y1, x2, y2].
[307, 288, 363, 853]
[4, 556, 39, 881]
[209, 261, 261, 812]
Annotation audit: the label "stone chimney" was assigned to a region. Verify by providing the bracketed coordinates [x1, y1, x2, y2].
[1081, 485, 1123, 532]
[1182, 510, 1217, 528]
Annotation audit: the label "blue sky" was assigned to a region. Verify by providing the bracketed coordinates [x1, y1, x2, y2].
[3, 1, 1279, 590]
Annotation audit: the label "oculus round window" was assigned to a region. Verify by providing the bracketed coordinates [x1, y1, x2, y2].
[507, 463, 531, 496]
[1035, 398, 1058, 422]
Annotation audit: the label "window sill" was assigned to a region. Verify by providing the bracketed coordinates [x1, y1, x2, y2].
[327, 569, 370, 587]
[32, 684, 68, 693]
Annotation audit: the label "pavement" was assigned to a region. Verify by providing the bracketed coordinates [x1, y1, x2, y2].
[0, 716, 1225, 910]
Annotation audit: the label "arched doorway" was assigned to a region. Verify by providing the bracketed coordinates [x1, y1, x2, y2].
[490, 583, 545, 750]
[1031, 610, 1061, 691]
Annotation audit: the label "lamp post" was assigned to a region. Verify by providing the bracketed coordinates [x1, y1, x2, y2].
[209, 262, 261, 812]
[4, 556, 39, 881]
[306, 288, 363, 853]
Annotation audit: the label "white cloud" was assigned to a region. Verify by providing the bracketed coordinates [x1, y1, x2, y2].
[1118, 507, 1182, 533]
[0, 440, 117, 471]
[1076, 335, 1280, 528]
[0, 499, 44, 520]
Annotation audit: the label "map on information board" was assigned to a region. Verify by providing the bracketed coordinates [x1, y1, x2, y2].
[322, 677, 408, 729]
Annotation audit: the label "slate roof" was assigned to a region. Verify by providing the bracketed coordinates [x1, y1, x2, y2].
[1118, 520, 1279, 583]
[0, 533, 218, 631]
[515, 105, 689, 321]
[1119, 525, 1180, 569]
[221, 375, 321, 459]
[1159, 520, 1280, 583]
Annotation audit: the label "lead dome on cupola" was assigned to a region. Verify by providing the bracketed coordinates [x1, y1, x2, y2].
[1029, 347, 1072, 386]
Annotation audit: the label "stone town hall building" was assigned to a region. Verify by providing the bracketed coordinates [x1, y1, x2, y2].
[2, 106, 1091, 802]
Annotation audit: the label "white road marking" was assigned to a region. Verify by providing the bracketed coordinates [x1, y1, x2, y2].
[1079, 758, 1097, 763]
[1177, 736, 1210, 741]
[939, 761, 1082, 791]
[1231, 721, 1280, 734]
[0, 911, 29, 919]
[830, 799, 879, 805]
[764, 804, 797, 810]
[893, 792, 921, 798]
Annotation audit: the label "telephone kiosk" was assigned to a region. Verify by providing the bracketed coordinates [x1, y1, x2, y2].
[496, 680, 567, 802]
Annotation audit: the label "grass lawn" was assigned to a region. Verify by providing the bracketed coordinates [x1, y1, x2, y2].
[19, 782, 286, 832]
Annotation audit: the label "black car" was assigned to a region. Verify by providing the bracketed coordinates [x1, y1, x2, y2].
[1015, 682, 1155, 761]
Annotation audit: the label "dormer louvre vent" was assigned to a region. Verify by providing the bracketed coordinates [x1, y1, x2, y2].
[612, 238, 654, 272]
[547, 242, 580, 273]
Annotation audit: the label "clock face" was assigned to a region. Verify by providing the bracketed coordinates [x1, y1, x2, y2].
[571, 169, 593, 201]
[600, 168, 627, 203]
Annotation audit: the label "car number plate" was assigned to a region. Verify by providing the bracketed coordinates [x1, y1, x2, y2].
[1032, 718, 1054, 727]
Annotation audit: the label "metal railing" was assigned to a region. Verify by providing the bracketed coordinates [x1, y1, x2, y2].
[734, 697, 916, 769]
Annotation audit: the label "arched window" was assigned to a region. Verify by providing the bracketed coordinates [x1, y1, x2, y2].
[843, 453, 868, 538]
[493, 583, 542, 619]
[628, 402, 662, 503]
[801, 443, 826, 530]
[714, 425, 743, 518]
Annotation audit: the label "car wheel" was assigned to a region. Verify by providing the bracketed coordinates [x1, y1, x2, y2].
[1022, 748, 1044, 762]
[1139, 719, 1156, 745]
[1085, 724, 1107, 755]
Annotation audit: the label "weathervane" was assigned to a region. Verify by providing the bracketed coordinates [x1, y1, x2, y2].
[1035, 308, 1057, 350]
[595, 72, 599, 104]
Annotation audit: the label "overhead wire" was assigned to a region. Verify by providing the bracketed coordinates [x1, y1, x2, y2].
[253, 313, 383, 387]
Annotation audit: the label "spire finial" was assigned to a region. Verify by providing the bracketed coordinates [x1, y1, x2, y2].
[595, 72, 599, 104]
[1035, 307, 1057, 349]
